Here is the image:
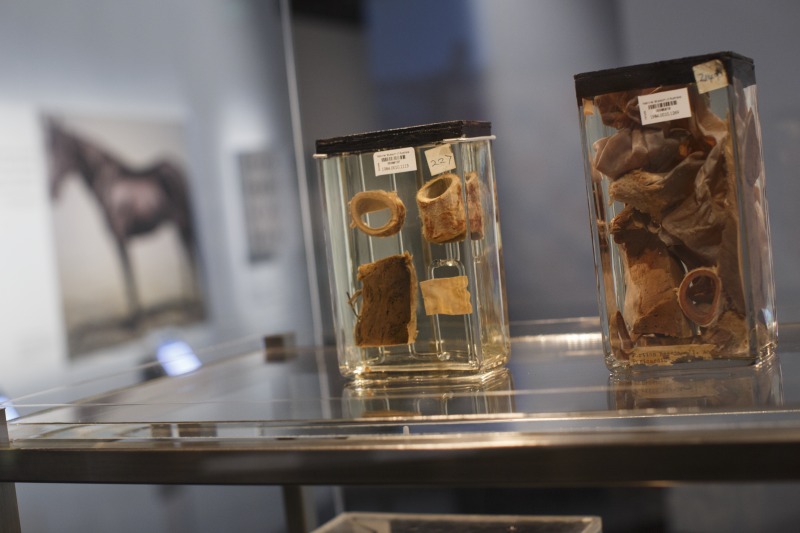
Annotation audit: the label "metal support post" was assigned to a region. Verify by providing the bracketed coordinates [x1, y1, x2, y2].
[0, 408, 22, 533]
[282, 485, 317, 533]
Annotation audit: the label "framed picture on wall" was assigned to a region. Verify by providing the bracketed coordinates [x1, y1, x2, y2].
[43, 112, 205, 357]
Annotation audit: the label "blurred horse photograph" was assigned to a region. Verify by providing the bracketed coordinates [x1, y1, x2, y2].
[45, 116, 204, 355]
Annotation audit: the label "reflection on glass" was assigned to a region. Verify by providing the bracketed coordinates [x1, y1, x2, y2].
[343, 368, 514, 418]
[149, 422, 217, 439]
[609, 357, 783, 410]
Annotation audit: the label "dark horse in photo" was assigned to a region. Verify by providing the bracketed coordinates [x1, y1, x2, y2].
[46, 118, 201, 328]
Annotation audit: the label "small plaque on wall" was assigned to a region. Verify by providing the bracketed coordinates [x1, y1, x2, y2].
[238, 149, 281, 263]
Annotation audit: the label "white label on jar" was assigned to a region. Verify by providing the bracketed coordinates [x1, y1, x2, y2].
[638, 88, 692, 125]
[424, 143, 456, 175]
[373, 147, 417, 176]
[693, 59, 729, 94]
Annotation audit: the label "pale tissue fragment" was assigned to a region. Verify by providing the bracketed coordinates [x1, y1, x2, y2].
[465, 171, 484, 239]
[420, 276, 472, 316]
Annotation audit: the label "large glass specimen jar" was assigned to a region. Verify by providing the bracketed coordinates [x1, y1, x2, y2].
[315, 121, 510, 381]
[575, 52, 777, 372]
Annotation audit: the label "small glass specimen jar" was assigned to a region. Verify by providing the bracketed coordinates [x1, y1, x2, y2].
[315, 121, 510, 381]
[575, 52, 777, 372]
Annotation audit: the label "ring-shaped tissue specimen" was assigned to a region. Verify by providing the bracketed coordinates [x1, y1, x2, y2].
[416, 173, 467, 244]
[349, 190, 406, 237]
[678, 267, 724, 327]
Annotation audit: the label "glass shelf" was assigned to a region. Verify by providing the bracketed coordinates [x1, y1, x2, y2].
[3, 318, 800, 486]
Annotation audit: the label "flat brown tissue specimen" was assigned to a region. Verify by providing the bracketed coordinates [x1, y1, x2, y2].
[611, 206, 692, 338]
[609, 152, 705, 219]
[658, 138, 746, 314]
[595, 88, 661, 129]
[593, 128, 649, 179]
[352, 252, 418, 347]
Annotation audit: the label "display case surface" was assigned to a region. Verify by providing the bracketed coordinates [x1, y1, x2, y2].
[312, 512, 602, 533]
[3, 319, 800, 486]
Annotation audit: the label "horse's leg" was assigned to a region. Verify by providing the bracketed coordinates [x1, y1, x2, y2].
[163, 171, 201, 300]
[117, 240, 141, 328]
[178, 222, 201, 300]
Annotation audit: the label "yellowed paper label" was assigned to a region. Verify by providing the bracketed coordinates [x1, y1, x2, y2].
[420, 275, 472, 315]
[693, 59, 729, 94]
[629, 344, 715, 365]
[424, 143, 456, 176]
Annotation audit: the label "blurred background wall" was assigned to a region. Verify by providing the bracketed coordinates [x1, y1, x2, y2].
[2, 0, 800, 531]
[0, 0, 315, 393]
[1, 0, 312, 531]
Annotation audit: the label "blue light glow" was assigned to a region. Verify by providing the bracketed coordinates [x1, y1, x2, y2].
[156, 340, 201, 376]
[0, 395, 20, 421]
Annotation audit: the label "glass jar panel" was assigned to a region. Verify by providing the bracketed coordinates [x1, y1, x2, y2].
[316, 121, 510, 380]
[575, 53, 777, 371]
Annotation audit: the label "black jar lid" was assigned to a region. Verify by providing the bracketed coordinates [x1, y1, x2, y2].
[574, 51, 755, 105]
[315, 120, 491, 156]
